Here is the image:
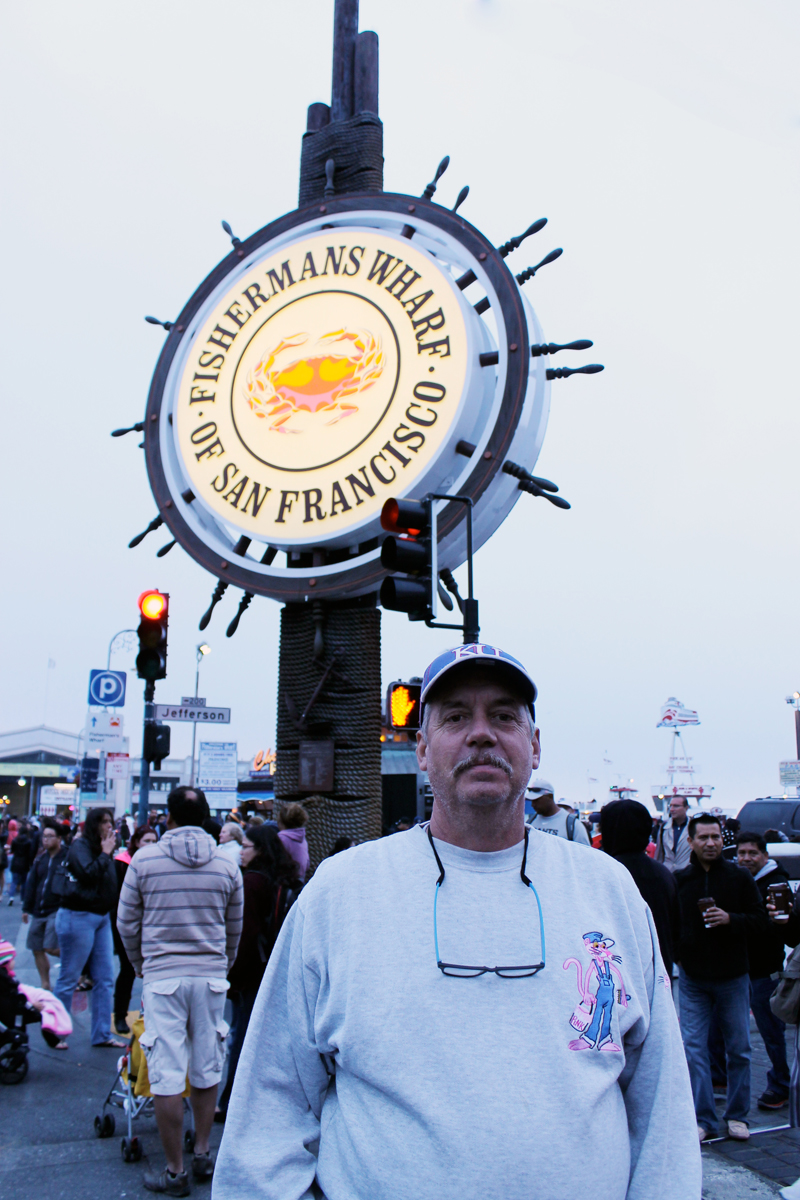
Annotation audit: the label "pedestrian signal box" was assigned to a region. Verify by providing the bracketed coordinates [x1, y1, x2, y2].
[387, 681, 422, 732]
[143, 721, 171, 769]
[136, 590, 169, 681]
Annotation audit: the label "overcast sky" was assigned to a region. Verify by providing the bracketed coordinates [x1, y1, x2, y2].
[1, 0, 798, 809]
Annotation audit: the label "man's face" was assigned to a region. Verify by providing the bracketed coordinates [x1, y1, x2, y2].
[220, 823, 234, 843]
[689, 820, 723, 864]
[416, 666, 539, 814]
[669, 798, 689, 823]
[531, 792, 556, 815]
[736, 841, 768, 876]
[41, 828, 60, 853]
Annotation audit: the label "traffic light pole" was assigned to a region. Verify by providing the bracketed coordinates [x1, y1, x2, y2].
[425, 494, 480, 645]
[138, 680, 155, 826]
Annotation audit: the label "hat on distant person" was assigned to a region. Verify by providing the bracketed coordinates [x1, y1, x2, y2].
[420, 644, 537, 718]
[527, 779, 555, 798]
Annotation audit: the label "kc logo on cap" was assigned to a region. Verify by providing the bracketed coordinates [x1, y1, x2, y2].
[420, 644, 538, 712]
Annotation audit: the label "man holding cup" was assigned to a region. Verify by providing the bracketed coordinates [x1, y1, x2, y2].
[674, 813, 768, 1142]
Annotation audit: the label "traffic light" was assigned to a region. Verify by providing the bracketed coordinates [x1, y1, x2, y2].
[136, 590, 169, 681]
[379, 499, 436, 620]
[143, 722, 171, 770]
[386, 681, 422, 732]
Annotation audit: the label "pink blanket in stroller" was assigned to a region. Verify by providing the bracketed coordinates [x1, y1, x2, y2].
[18, 983, 73, 1038]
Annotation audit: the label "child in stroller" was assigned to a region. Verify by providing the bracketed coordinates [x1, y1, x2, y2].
[0, 938, 72, 1082]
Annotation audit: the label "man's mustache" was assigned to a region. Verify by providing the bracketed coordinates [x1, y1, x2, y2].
[452, 753, 513, 778]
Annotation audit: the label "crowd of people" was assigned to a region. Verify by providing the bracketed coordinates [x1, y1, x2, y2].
[2, 644, 800, 1197]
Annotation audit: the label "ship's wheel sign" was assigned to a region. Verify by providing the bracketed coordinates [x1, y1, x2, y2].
[135, 192, 597, 603]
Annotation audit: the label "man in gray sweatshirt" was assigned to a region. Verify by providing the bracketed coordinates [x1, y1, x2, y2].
[214, 644, 700, 1200]
[118, 786, 243, 1196]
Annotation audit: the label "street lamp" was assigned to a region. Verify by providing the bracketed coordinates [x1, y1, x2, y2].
[190, 644, 211, 786]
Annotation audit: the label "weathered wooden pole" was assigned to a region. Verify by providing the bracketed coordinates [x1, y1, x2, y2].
[274, 0, 385, 871]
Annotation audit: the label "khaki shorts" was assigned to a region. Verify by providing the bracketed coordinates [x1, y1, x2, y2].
[26, 913, 59, 954]
[139, 977, 229, 1096]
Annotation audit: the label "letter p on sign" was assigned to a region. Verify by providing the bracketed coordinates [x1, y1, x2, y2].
[88, 670, 127, 707]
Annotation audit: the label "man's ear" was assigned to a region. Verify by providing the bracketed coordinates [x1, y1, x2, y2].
[531, 727, 541, 771]
[416, 729, 428, 772]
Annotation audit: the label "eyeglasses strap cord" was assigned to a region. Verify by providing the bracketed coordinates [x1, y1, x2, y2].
[428, 824, 546, 968]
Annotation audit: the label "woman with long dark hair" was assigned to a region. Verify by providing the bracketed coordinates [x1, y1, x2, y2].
[54, 807, 126, 1048]
[112, 825, 157, 1035]
[215, 823, 298, 1121]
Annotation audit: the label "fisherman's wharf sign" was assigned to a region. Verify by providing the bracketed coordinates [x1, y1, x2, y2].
[144, 195, 550, 601]
[175, 229, 472, 544]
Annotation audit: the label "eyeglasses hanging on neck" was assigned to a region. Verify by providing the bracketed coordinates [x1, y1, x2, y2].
[427, 826, 546, 978]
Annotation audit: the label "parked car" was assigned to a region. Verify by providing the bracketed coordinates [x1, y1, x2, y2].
[736, 798, 800, 841]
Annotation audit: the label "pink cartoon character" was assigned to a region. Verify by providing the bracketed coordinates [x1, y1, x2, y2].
[563, 931, 630, 1052]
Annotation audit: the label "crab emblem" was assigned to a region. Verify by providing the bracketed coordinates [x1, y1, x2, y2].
[243, 328, 385, 434]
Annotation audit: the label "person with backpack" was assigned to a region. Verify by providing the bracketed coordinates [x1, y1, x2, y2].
[526, 780, 591, 845]
[215, 824, 299, 1125]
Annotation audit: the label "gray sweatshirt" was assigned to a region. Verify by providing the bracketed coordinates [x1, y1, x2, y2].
[214, 825, 700, 1200]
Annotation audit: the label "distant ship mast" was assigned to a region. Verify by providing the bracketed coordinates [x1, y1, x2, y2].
[651, 697, 714, 810]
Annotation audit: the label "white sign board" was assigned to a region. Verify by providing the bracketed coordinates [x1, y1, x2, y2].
[155, 704, 230, 724]
[107, 753, 130, 780]
[86, 711, 124, 749]
[39, 784, 77, 813]
[197, 742, 238, 791]
[780, 762, 800, 787]
[206, 791, 239, 810]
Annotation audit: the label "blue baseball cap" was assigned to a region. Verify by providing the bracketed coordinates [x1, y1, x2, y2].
[420, 644, 537, 716]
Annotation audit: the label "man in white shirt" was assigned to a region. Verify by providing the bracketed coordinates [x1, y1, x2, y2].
[213, 643, 700, 1200]
[217, 822, 243, 867]
[527, 780, 591, 845]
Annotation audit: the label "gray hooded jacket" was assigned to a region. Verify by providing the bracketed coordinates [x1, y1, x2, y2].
[117, 826, 243, 980]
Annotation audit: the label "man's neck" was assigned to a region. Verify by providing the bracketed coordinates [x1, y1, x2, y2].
[429, 799, 525, 852]
[48, 846, 60, 858]
[536, 803, 560, 819]
[673, 816, 687, 828]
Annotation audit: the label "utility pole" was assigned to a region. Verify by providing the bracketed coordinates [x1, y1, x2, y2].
[138, 680, 155, 826]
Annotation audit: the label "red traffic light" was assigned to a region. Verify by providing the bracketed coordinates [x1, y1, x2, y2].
[380, 498, 428, 536]
[138, 590, 168, 620]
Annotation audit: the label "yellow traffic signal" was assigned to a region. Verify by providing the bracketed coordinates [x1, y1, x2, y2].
[387, 681, 421, 731]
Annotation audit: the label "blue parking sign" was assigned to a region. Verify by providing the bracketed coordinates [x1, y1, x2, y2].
[88, 669, 127, 707]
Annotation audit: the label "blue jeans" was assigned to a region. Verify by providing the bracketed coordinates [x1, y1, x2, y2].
[54, 909, 114, 1045]
[8, 869, 27, 900]
[750, 975, 790, 1097]
[218, 986, 259, 1113]
[679, 968, 751, 1130]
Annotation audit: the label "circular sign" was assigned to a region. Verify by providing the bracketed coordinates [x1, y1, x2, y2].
[144, 194, 549, 601]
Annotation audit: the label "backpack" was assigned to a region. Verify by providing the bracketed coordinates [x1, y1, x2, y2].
[257, 883, 299, 964]
[566, 813, 577, 841]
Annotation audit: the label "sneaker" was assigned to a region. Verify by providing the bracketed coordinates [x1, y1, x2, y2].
[758, 1090, 789, 1110]
[727, 1120, 750, 1141]
[192, 1153, 214, 1181]
[143, 1167, 191, 1196]
[698, 1125, 710, 1143]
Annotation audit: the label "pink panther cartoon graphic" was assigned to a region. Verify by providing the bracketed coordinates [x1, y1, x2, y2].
[563, 931, 630, 1052]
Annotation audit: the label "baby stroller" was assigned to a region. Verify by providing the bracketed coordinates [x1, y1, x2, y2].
[95, 1013, 195, 1163]
[0, 963, 37, 1084]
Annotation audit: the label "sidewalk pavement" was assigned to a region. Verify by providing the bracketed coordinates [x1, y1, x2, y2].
[0, 899, 224, 1200]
